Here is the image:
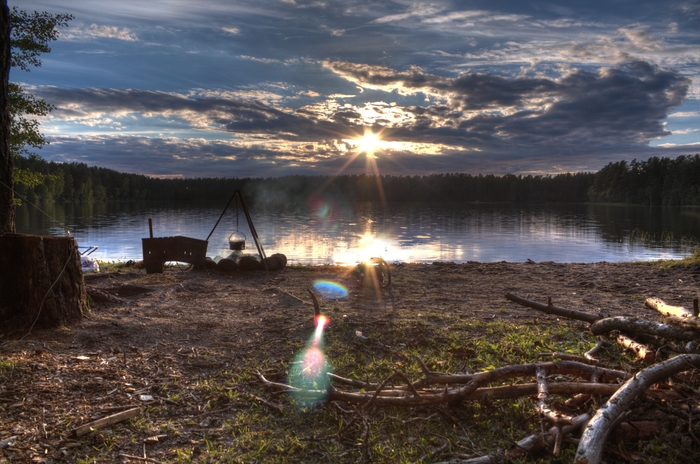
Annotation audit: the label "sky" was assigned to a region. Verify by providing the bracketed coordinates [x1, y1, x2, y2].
[11, 0, 700, 179]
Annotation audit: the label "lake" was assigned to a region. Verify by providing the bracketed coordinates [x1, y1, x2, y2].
[14, 201, 700, 265]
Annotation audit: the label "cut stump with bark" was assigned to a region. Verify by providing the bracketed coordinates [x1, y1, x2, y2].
[0, 234, 87, 332]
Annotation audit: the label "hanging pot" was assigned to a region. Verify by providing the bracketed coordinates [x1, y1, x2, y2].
[229, 231, 246, 250]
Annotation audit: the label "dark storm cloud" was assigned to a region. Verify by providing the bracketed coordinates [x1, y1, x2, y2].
[325, 59, 691, 145]
[34, 86, 365, 141]
[16, 0, 700, 177]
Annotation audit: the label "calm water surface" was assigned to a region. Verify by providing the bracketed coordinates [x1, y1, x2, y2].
[15, 201, 700, 265]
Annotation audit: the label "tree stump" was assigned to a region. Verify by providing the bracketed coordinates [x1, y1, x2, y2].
[0, 234, 87, 332]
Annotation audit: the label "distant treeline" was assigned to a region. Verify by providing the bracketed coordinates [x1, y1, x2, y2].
[587, 155, 700, 206]
[13, 154, 700, 206]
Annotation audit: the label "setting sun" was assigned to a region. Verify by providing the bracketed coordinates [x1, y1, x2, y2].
[355, 130, 381, 157]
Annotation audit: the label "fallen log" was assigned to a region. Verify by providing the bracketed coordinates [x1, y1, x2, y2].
[505, 293, 600, 324]
[664, 315, 700, 331]
[590, 316, 700, 341]
[574, 354, 700, 464]
[645, 297, 693, 318]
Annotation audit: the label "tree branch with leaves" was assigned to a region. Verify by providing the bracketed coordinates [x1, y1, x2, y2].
[0, 4, 72, 226]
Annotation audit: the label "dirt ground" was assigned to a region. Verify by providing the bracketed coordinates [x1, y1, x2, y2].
[1, 260, 699, 462]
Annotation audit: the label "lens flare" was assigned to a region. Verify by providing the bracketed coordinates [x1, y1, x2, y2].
[312, 280, 349, 300]
[288, 313, 331, 406]
[358, 232, 386, 263]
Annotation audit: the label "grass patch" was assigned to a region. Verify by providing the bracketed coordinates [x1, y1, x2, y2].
[653, 249, 700, 270]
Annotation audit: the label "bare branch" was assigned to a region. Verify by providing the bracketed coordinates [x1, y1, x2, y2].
[574, 354, 700, 464]
[645, 297, 693, 318]
[584, 339, 609, 362]
[536, 366, 574, 426]
[505, 292, 601, 323]
[591, 316, 700, 340]
[617, 333, 655, 363]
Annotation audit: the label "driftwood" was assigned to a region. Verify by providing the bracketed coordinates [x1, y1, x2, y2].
[574, 354, 700, 464]
[504, 293, 600, 323]
[590, 316, 700, 340]
[645, 297, 693, 318]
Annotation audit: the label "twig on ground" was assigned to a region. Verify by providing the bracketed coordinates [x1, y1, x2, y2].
[117, 454, 164, 464]
[71, 407, 141, 437]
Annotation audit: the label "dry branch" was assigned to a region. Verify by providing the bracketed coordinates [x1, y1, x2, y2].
[536, 352, 598, 365]
[665, 315, 700, 331]
[584, 339, 609, 362]
[0, 436, 18, 448]
[645, 297, 693, 318]
[574, 354, 700, 464]
[259, 361, 629, 407]
[616, 333, 656, 363]
[71, 407, 141, 437]
[325, 373, 627, 400]
[505, 293, 600, 323]
[437, 413, 591, 464]
[536, 366, 574, 426]
[117, 454, 164, 464]
[590, 316, 700, 340]
[86, 286, 130, 305]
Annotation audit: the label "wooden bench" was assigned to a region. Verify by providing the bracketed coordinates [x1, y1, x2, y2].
[141, 236, 208, 273]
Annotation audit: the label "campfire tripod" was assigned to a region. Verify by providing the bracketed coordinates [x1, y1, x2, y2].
[206, 189, 269, 271]
[142, 189, 268, 273]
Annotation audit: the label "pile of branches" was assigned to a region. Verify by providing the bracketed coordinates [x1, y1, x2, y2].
[259, 293, 700, 464]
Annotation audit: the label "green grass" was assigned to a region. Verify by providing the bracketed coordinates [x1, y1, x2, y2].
[653, 249, 700, 270]
[17, 314, 697, 463]
[0, 358, 18, 381]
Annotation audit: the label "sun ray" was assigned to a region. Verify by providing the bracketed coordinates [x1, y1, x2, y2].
[356, 129, 381, 158]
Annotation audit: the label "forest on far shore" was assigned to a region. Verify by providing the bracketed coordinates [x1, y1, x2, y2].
[13, 154, 700, 207]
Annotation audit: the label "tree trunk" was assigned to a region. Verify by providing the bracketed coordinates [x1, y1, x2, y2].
[0, 234, 87, 331]
[0, 0, 15, 234]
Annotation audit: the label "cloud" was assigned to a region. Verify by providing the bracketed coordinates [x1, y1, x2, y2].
[668, 111, 699, 118]
[33, 56, 690, 166]
[222, 27, 241, 34]
[63, 24, 139, 41]
[372, 3, 444, 24]
[29, 56, 692, 180]
[321, 59, 690, 146]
